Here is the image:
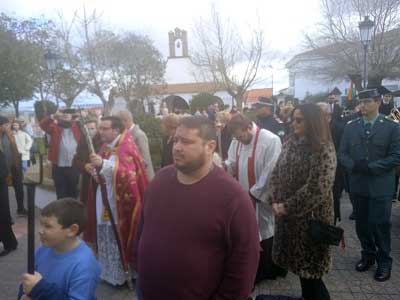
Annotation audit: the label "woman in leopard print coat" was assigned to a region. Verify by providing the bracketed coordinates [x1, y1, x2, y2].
[268, 103, 337, 300]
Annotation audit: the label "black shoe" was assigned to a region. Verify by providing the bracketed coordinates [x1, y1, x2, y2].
[17, 209, 28, 216]
[0, 245, 17, 257]
[374, 269, 391, 282]
[349, 212, 355, 220]
[274, 267, 288, 278]
[355, 258, 375, 272]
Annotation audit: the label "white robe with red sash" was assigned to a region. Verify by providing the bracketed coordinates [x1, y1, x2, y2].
[226, 123, 282, 240]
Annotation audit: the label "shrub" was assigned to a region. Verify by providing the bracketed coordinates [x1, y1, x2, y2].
[133, 113, 163, 170]
[190, 93, 220, 114]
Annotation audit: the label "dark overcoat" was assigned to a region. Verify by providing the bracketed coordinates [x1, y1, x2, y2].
[268, 136, 336, 279]
[0, 150, 12, 225]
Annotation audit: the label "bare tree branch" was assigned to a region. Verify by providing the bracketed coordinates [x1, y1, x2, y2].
[303, 0, 400, 89]
[192, 6, 265, 108]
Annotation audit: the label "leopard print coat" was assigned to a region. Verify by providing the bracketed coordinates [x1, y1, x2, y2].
[268, 135, 336, 279]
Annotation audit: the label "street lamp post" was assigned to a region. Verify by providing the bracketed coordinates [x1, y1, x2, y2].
[44, 50, 60, 107]
[359, 16, 375, 89]
[268, 64, 276, 115]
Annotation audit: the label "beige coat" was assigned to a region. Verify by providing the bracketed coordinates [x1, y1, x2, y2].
[13, 130, 33, 161]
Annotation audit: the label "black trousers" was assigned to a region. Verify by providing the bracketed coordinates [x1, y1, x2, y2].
[332, 166, 345, 223]
[11, 165, 25, 211]
[255, 237, 287, 283]
[353, 195, 392, 269]
[52, 165, 79, 199]
[0, 180, 17, 250]
[0, 223, 18, 250]
[300, 277, 330, 300]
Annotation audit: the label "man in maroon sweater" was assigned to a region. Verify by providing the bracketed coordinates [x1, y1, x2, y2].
[136, 116, 259, 300]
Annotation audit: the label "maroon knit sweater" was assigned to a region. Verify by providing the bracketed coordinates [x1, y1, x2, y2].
[136, 165, 259, 300]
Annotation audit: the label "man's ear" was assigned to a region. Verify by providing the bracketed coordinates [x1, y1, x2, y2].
[67, 224, 80, 237]
[207, 140, 217, 153]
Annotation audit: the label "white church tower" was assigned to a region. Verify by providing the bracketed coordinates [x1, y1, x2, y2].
[168, 28, 189, 58]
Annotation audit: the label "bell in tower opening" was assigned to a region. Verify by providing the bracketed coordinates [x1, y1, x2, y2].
[168, 28, 189, 58]
[175, 39, 183, 57]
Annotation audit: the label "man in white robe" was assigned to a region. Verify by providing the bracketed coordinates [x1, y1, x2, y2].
[225, 113, 286, 283]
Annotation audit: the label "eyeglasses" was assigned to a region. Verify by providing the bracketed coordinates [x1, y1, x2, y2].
[293, 117, 304, 124]
[99, 126, 112, 131]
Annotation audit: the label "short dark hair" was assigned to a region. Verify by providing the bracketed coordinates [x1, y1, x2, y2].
[227, 113, 252, 133]
[101, 116, 125, 133]
[178, 116, 217, 141]
[41, 198, 87, 235]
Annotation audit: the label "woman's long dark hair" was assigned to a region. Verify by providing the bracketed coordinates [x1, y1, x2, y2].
[293, 103, 332, 152]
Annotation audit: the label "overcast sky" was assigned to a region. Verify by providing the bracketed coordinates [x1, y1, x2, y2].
[0, 0, 323, 92]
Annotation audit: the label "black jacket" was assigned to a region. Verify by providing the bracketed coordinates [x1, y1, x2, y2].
[379, 101, 394, 116]
[0, 150, 12, 224]
[256, 115, 285, 139]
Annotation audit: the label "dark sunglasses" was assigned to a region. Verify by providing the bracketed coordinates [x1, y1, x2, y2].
[293, 117, 304, 124]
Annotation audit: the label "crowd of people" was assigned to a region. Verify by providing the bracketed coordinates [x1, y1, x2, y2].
[0, 86, 399, 300]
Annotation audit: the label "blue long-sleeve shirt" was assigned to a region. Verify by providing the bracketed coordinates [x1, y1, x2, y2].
[19, 240, 101, 300]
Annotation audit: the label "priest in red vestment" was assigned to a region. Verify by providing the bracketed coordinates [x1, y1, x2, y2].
[89, 116, 148, 285]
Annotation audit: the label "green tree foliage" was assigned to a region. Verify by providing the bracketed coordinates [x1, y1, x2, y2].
[106, 33, 166, 114]
[0, 14, 40, 116]
[190, 93, 220, 113]
[0, 11, 166, 114]
[303, 92, 329, 103]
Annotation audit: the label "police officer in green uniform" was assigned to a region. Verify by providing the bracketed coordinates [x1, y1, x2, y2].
[253, 96, 285, 140]
[339, 88, 400, 282]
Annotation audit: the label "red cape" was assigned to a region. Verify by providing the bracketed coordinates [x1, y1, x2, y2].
[87, 131, 148, 267]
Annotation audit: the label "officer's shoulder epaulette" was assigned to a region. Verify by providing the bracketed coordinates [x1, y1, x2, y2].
[383, 116, 398, 124]
[346, 117, 360, 125]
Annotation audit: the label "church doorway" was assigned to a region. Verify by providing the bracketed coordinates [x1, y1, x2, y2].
[162, 95, 190, 114]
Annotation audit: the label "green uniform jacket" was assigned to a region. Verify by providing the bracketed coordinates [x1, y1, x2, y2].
[339, 114, 400, 197]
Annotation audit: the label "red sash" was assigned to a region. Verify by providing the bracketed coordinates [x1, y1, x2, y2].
[235, 126, 261, 189]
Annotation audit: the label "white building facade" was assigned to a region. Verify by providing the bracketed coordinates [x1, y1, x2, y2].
[286, 51, 400, 101]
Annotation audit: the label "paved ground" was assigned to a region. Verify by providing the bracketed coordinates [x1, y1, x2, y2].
[2, 187, 400, 300]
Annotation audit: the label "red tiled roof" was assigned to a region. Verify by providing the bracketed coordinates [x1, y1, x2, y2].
[244, 88, 273, 103]
[151, 82, 225, 95]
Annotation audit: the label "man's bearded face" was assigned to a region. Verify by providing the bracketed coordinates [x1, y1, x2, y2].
[232, 127, 253, 145]
[172, 126, 213, 174]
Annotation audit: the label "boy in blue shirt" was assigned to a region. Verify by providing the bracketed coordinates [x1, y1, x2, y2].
[19, 198, 101, 300]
